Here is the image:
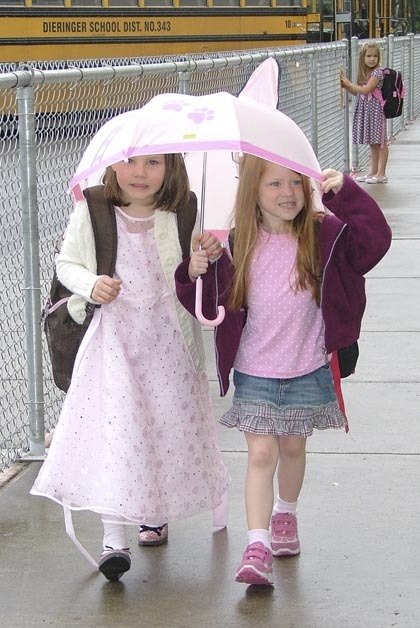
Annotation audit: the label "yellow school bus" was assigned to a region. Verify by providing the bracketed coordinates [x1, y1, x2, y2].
[0, 0, 309, 63]
[307, 0, 411, 43]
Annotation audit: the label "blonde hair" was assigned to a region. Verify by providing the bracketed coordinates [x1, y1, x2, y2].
[229, 154, 322, 311]
[103, 153, 190, 213]
[357, 42, 381, 84]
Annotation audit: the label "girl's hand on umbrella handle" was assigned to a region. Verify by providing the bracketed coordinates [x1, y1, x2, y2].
[188, 250, 209, 282]
[91, 275, 122, 304]
[199, 232, 223, 261]
[321, 169, 344, 195]
[191, 233, 201, 252]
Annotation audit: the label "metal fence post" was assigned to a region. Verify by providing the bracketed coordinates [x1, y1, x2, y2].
[342, 38, 350, 174]
[17, 72, 45, 460]
[178, 68, 191, 95]
[310, 51, 319, 155]
[408, 33, 415, 122]
[387, 34, 395, 138]
[350, 36, 359, 173]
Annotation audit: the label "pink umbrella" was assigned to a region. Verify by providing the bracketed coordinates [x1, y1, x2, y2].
[70, 90, 322, 326]
[184, 58, 281, 242]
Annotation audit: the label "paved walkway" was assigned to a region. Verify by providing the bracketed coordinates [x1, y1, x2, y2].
[1, 119, 420, 628]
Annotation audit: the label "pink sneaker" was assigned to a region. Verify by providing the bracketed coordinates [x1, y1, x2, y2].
[235, 542, 273, 585]
[270, 512, 300, 556]
[138, 524, 168, 546]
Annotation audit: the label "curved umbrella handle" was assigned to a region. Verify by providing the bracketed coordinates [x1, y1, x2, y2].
[195, 276, 225, 326]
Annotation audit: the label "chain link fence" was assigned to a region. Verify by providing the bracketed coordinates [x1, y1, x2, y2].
[0, 35, 419, 473]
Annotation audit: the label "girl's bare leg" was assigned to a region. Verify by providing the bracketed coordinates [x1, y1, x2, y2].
[235, 433, 278, 586]
[277, 436, 307, 502]
[244, 432, 279, 530]
[270, 436, 306, 558]
[377, 144, 389, 177]
[370, 144, 380, 176]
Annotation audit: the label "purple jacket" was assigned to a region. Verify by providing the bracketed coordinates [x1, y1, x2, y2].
[175, 175, 392, 396]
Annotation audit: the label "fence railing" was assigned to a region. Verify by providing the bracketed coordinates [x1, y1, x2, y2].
[0, 35, 418, 473]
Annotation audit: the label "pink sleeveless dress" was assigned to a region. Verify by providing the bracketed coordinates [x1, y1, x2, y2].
[32, 207, 230, 524]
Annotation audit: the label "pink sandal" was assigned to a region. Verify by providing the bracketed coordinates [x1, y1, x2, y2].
[138, 523, 168, 546]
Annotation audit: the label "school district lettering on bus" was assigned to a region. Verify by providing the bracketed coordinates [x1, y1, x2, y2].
[42, 21, 172, 35]
[2, 16, 303, 46]
[0, 12, 307, 62]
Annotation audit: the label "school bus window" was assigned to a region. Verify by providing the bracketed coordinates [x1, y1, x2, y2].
[244, 0, 271, 6]
[30, 0, 65, 6]
[108, 0, 139, 5]
[212, 0, 241, 6]
[275, 0, 303, 5]
[339, 0, 351, 11]
[307, 0, 321, 11]
[70, 0, 103, 5]
[179, 0, 207, 6]
[142, 0, 172, 6]
[3, 1, 25, 6]
[67, 0, 102, 6]
[143, 0, 173, 6]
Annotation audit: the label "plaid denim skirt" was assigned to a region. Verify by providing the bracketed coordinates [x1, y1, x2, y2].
[220, 365, 346, 438]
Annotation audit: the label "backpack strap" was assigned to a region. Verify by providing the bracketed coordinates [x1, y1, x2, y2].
[176, 191, 197, 260]
[83, 185, 118, 278]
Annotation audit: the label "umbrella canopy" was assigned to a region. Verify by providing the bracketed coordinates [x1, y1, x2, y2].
[70, 89, 323, 326]
[70, 91, 322, 205]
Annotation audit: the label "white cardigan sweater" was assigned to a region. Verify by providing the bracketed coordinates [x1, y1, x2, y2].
[56, 199, 206, 373]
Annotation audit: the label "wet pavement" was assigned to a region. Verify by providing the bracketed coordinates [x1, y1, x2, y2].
[1, 119, 420, 628]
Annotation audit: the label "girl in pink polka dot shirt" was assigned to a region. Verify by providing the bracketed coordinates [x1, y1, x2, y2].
[176, 155, 391, 586]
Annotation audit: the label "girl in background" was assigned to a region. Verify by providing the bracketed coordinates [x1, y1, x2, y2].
[31, 153, 230, 581]
[341, 41, 389, 183]
[176, 156, 391, 586]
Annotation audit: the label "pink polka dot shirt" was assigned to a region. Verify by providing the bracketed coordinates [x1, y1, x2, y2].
[234, 231, 327, 378]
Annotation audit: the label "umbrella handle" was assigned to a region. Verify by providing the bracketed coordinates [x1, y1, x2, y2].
[195, 276, 225, 327]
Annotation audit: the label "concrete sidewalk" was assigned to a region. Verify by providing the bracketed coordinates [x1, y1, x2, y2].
[1, 120, 420, 628]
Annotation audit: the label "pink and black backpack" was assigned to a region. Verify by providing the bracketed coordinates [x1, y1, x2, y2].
[374, 67, 405, 119]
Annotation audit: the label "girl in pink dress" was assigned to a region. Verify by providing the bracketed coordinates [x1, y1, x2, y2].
[31, 153, 230, 581]
[341, 41, 389, 184]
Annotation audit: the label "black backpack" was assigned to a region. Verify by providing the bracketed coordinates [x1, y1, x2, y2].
[378, 68, 404, 119]
[43, 186, 197, 392]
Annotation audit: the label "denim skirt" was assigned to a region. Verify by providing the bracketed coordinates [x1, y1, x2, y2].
[220, 365, 346, 438]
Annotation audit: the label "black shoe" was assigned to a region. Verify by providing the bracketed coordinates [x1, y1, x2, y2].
[98, 546, 131, 581]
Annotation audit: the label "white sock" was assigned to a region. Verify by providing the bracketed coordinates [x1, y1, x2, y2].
[248, 528, 270, 550]
[102, 515, 128, 550]
[272, 496, 297, 515]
